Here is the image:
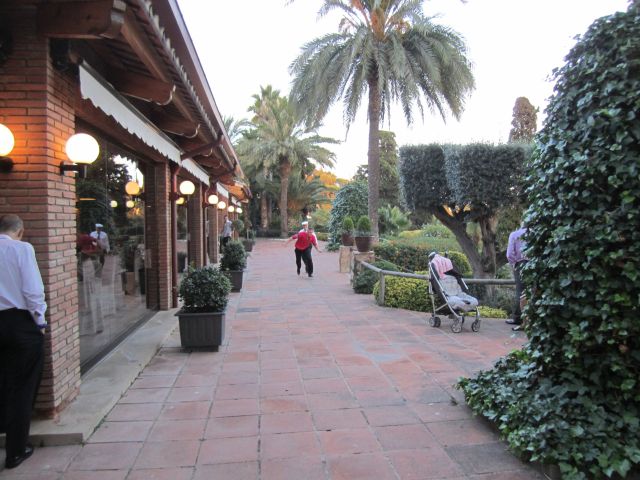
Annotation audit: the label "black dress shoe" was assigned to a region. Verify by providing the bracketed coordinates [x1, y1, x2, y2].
[505, 318, 522, 325]
[5, 444, 34, 469]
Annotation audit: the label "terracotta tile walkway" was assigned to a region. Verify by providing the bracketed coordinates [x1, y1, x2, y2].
[1, 239, 544, 479]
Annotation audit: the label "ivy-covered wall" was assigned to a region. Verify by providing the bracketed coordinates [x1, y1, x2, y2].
[458, 6, 640, 479]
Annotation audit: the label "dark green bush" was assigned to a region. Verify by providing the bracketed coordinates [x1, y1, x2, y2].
[341, 216, 354, 233]
[327, 181, 368, 245]
[220, 240, 247, 271]
[458, 7, 640, 479]
[232, 219, 244, 233]
[178, 265, 231, 313]
[352, 260, 399, 294]
[372, 272, 431, 312]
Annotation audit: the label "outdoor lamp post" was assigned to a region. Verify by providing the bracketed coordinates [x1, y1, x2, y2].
[61, 133, 99, 178]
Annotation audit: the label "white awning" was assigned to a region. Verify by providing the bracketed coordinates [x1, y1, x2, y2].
[79, 62, 182, 164]
[181, 158, 209, 186]
[216, 183, 229, 198]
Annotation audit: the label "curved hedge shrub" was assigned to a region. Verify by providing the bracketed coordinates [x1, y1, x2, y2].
[458, 7, 640, 479]
[373, 272, 431, 312]
[352, 260, 399, 294]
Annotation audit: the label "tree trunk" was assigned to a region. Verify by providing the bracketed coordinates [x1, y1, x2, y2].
[279, 159, 291, 237]
[367, 75, 381, 238]
[434, 210, 489, 278]
[260, 194, 268, 230]
[478, 216, 499, 277]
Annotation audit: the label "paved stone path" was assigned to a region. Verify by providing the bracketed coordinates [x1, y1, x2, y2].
[1, 239, 544, 479]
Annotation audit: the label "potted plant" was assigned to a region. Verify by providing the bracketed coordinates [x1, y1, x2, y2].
[120, 237, 138, 295]
[341, 216, 355, 246]
[176, 265, 232, 349]
[232, 218, 245, 240]
[242, 228, 256, 252]
[220, 240, 247, 292]
[354, 215, 373, 252]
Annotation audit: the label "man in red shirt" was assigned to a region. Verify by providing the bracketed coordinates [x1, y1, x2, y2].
[286, 221, 320, 277]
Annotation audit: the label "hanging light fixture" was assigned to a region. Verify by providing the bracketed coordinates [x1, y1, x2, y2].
[179, 180, 195, 196]
[60, 133, 99, 178]
[208, 194, 219, 205]
[125, 181, 141, 196]
[110, 200, 118, 208]
[217, 201, 226, 210]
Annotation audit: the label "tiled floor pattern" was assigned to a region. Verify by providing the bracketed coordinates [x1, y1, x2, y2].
[1, 239, 543, 479]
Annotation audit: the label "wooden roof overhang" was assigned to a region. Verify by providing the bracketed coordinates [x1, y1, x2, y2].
[37, 0, 250, 200]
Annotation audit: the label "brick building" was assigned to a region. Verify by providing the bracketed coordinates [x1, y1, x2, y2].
[0, 0, 250, 417]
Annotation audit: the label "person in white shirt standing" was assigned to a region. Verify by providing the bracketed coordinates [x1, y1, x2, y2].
[0, 214, 47, 469]
[90, 223, 110, 270]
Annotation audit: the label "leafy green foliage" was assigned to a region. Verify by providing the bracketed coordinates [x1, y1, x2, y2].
[374, 242, 471, 276]
[327, 182, 368, 245]
[458, 7, 640, 479]
[373, 273, 431, 312]
[353, 131, 402, 207]
[353, 260, 399, 294]
[355, 215, 372, 235]
[232, 219, 245, 233]
[341, 216, 354, 233]
[508, 97, 538, 143]
[220, 240, 247, 271]
[477, 306, 508, 319]
[178, 265, 231, 313]
[377, 205, 411, 236]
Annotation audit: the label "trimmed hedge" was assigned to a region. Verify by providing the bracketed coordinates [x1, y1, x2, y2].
[374, 242, 471, 276]
[352, 260, 399, 294]
[373, 272, 431, 312]
[458, 6, 640, 479]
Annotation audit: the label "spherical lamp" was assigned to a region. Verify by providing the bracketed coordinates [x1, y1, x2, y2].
[65, 133, 99, 165]
[110, 200, 118, 208]
[236, 207, 243, 214]
[208, 194, 219, 205]
[228, 205, 235, 213]
[126, 200, 135, 208]
[0, 123, 15, 157]
[125, 181, 141, 196]
[217, 201, 226, 210]
[179, 180, 195, 196]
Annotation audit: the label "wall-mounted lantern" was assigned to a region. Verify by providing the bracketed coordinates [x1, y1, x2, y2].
[0, 123, 15, 173]
[110, 200, 118, 208]
[60, 133, 99, 179]
[126, 199, 135, 209]
[228, 205, 235, 213]
[217, 201, 226, 210]
[207, 194, 219, 206]
[125, 181, 141, 196]
[179, 180, 195, 196]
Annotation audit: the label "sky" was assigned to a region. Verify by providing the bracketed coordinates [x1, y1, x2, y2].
[176, 0, 630, 179]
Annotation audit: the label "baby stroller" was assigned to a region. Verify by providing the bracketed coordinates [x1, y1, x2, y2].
[427, 253, 481, 333]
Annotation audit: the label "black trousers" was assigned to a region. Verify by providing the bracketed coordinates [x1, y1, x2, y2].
[513, 261, 527, 322]
[0, 309, 44, 460]
[294, 247, 313, 275]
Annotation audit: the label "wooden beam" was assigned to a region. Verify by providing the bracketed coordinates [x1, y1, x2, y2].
[110, 69, 175, 105]
[38, 0, 126, 40]
[153, 114, 200, 138]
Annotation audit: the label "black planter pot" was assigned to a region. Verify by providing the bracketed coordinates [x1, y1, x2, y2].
[224, 270, 244, 292]
[175, 309, 225, 349]
[340, 233, 354, 246]
[354, 235, 373, 252]
[242, 239, 254, 252]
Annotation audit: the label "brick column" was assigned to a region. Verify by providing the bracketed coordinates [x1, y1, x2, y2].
[207, 206, 218, 264]
[145, 162, 172, 310]
[187, 183, 204, 267]
[0, 4, 80, 415]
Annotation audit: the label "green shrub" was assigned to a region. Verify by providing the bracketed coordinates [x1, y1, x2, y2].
[353, 260, 399, 294]
[220, 240, 247, 271]
[355, 215, 372, 235]
[178, 265, 231, 313]
[341, 216, 354, 233]
[398, 229, 422, 239]
[374, 241, 471, 276]
[327, 181, 368, 244]
[421, 223, 452, 238]
[373, 272, 431, 312]
[477, 306, 507, 319]
[458, 7, 640, 479]
[232, 219, 245, 233]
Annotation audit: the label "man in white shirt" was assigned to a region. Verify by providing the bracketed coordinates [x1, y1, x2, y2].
[90, 223, 110, 270]
[0, 214, 46, 469]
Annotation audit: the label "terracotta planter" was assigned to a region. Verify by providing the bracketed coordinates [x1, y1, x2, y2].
[354, 236, 373, 253]
[176, 309, 225, 349]
[340, 232, 354, 246]
[224, 270, 244, 292]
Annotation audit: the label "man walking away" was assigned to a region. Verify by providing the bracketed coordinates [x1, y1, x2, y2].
[0, 214, 47, 469]
[506, 223, 528, 331]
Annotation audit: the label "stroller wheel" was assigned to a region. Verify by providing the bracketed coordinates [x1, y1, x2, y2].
[451, 321, 462, 334]
[429, 316, 441, 328]
[471, 319, 481, 332]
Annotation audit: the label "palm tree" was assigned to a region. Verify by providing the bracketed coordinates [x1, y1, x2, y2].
[289, 0, 475, 237]
[286, 174, 332, 216]
[241, 86, 337, 237]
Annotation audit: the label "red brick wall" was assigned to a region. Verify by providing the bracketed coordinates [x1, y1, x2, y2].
[0, 3, 80, 416]
[187, 182, 204, 268]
